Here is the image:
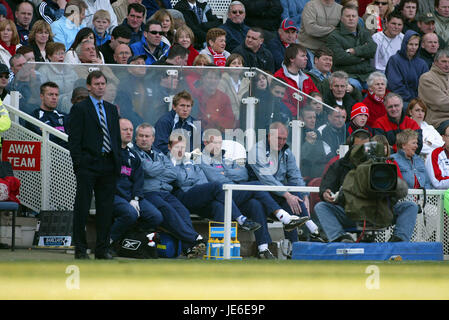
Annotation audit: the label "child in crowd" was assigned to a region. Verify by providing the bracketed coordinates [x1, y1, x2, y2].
[346, 102, 374, 137]
[92, 10, 111, 47]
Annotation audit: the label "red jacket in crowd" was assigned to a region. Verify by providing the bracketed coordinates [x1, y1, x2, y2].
[273, 65, 319, 118]
[372, 113, 423, 154]
[362, 90, 388, 128]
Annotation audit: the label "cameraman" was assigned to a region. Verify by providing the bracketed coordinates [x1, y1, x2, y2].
[315, 129, 418, 242]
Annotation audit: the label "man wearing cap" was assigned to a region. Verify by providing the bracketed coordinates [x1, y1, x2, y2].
[434, 0, 449, 44]
[425, 120, 449, 188]
[232, 27, 275, 73]
[418, 48, 449, 132]
[0, 63, 10, 105]
[218, 1, 250, 52]
[346, 102, 374, 137]
[0, 4, 7, 22]
[114, 54, 148, 128]
[129, 20, 170, 65]
[267, 18, 308, 71]
[417, 11, 447, 49]
[298, 0, 342, 59]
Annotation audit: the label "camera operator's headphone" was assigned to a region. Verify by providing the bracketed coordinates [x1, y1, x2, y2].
[348, 129, 371, 147]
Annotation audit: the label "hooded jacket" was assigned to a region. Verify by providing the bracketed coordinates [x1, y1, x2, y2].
[385, 30, 429, 103]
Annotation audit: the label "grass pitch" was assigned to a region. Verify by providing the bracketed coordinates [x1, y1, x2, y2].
[1, 250, 449, 300]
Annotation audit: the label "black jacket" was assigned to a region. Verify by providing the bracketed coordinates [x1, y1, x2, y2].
[241, 0, 283, 32]
[174, 0, 221, 49]
[67, 97, 121, 175]
[319, 150, 355, 202]
[232, 43, 275, 73]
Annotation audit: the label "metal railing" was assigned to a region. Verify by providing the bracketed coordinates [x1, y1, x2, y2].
[222, 184, 447, 259]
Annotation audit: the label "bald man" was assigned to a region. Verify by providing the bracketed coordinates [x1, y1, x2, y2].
[113, 43, 132, 64]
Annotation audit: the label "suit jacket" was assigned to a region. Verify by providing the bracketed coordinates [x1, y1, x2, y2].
[68, 97, 121, 175]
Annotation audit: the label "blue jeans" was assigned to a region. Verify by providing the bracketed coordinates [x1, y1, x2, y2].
[315, 201, 418, 242]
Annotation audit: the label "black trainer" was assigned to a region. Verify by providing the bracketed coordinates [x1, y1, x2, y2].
[186, 238, 207, 259]
[240, 219, 261, 232]
[309, 232, 327, 243]
[258, 249, 276, 260]
[284, 216, 309, 231]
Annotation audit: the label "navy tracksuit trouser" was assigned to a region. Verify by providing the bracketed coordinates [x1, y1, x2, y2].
[110, 195, 163, 242]
[144, 191, 200, 251]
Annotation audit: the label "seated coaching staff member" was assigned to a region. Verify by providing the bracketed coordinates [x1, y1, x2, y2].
[68, 70, 121, 260]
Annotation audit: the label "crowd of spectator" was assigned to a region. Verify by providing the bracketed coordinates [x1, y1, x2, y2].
[2, 0, 449, 258]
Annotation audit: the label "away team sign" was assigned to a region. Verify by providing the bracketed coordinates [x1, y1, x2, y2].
[2, 141, 41, 171]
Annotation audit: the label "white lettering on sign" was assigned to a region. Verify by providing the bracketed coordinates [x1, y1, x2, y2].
[8, 143, 35, 154]
[7, 157, 36, 168]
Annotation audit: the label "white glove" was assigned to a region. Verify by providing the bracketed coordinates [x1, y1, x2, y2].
[130, 199, 140, 217]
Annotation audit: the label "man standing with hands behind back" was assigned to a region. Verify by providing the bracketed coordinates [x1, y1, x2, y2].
[68, 71, 121, 260]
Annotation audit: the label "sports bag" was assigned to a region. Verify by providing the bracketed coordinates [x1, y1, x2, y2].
[116, 227, 159, 259]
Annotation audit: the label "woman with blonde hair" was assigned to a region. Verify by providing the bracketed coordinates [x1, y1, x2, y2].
[151, 9, 175, 46]
[0, 19, 21, 67]
[173, 24, 198, 66]
[29, 20, 53, 62]
[407, 97, 443, 159]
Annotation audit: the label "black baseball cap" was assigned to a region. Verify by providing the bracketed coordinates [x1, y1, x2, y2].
[127, 55, 147, 64]
[0, 63, 9, 75]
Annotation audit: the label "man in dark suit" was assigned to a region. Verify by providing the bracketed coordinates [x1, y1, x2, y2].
[68, 71, 121, 260]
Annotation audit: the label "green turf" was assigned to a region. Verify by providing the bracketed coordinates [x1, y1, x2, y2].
[1, 258, 449, 300]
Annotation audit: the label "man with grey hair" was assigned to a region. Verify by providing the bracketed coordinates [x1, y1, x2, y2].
[218, 1, 249, 52]
[419, 48, 449, 133]
[323, 71, 360, 117]
[373, 92, 423, 153]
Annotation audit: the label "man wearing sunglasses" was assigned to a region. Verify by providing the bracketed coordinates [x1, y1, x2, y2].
[129, 20, 170, 65]
[218, 1, 249, 52]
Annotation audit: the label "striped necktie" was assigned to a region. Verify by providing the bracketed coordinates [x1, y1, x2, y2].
[97, 102, 112, 153]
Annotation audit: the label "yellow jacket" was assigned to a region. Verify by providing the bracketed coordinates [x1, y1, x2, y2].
[0, 100, 11, 147]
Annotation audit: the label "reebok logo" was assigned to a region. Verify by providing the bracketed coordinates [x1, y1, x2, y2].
[122, 239, 141, 250]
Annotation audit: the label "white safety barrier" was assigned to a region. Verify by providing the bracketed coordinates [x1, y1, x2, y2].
[222, 184, 449, 259]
